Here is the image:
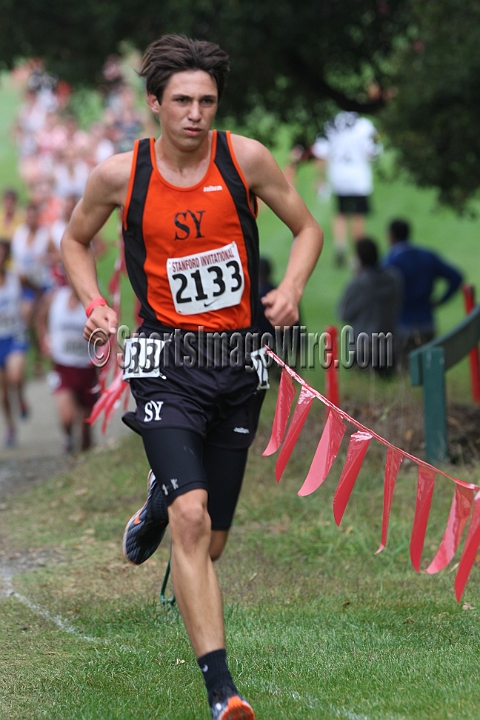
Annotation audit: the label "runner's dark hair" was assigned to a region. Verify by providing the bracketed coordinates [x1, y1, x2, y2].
[139, 34, 230, 102]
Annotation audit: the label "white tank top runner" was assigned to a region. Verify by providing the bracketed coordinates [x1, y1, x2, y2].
[0, 272, 24, 339]
[48, 286, 92, 367]
[12, 224, 51, 288]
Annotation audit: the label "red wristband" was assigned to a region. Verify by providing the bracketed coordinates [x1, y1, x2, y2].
[85, 297, 108, 318]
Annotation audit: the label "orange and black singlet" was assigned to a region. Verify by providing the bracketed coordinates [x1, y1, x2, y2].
[122, 130, 260, 332]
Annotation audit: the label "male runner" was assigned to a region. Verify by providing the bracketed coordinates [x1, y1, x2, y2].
[61, 34, 323, 720]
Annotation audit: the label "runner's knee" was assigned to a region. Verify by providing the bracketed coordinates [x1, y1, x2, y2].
[169, 490, 211, 549]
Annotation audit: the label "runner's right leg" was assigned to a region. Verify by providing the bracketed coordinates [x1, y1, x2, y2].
[140, 427, 253, 716]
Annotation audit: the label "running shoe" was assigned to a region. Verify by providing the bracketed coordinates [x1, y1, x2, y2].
[210, 688, 255, 720]
[123, 470, 169, 564]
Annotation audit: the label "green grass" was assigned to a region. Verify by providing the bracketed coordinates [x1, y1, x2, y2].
[1, 394, 480, 719]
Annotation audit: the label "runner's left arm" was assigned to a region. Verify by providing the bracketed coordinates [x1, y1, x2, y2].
[232, 135, 323, 328]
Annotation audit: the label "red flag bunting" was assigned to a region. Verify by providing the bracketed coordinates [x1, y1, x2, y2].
[263, 368, 297, 457]
[410, 466, 436, 572]
[333, 431, 371, 525]
[297, 410, 346, 496]
[455, 491, 480, 601]
[426, 485, 474, 574]
[375, 448, 403, 554]
[89, 368, 129, 434]
[263, 349, 480, 599]
[275, 385, 315, 481]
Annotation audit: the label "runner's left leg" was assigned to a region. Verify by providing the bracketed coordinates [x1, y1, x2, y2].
[204, 443, 248, 560]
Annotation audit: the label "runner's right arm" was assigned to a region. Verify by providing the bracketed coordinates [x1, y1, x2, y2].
[61, 152, 131, 341]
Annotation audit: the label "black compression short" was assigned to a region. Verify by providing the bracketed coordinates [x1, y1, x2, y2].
[142, 427, 249, 530]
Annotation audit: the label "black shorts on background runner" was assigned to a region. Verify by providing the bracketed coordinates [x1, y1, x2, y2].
[337, 195, 370, 215]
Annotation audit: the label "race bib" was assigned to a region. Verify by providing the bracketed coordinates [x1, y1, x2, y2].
[123, 337, 167, 380]
[63, 338, 88, 359]
[250, 347, 270, 390]
[167, 242, 244, 315]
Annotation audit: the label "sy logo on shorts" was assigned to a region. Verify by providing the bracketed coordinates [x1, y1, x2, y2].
[144, 400, 164, 423]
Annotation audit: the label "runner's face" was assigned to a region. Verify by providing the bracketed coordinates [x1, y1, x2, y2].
[151, 70, 218, 150]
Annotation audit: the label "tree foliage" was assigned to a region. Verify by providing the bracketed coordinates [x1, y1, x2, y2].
[2, 0, 480, 208]
[0, 0, 409, 133]
[381, 0, 480, 211]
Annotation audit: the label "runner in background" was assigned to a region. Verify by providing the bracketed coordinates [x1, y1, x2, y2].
[0, 241, 29, 447]
[37, 284, 98, 453]
[311, 111, 382, 267]
[11, 203, 52, 374]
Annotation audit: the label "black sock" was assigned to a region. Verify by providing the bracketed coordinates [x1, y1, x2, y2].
[197, 648, 237, 705]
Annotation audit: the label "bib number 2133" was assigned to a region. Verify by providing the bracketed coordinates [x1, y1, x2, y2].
[167, 241, 244, 315]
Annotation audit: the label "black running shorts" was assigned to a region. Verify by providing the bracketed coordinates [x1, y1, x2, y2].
[336, 195, 370, 215]
[128, 329, 265, 449]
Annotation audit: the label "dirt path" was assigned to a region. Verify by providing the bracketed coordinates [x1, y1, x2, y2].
[0, 377, 135, 598]
[0, 375, 133, 500]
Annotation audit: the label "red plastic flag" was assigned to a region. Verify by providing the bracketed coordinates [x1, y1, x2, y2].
[375, 448, 403, 554]
[88, 369, 129, 434]
[410, 466, 436, 571]
[426, 485, 474, 574]
[101, 374, 129, 434]
[297, 410, 346, 496]
[263, 368, 297, 456]
[333, 431, 371, 525]
[275, 385, 315, 481]
[455, 491, 480, 600]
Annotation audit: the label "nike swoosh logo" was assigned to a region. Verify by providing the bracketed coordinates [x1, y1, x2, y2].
[203, 300, 217, 308]
[201, 664, 208, 672]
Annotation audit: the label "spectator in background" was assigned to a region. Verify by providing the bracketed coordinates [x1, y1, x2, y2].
[0, 241, 29, 447]
[87, 122, 116, 167]
[30, 176, 63, 228]
[384, 219, 463, 360]
[35, 111, 66, 170]
[53, 145, 89, 198]
[312, 111, 382, 267]
[0, 189, 23, 246]
[112, 85, 146, 153]
[338, 237, 403, 374]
